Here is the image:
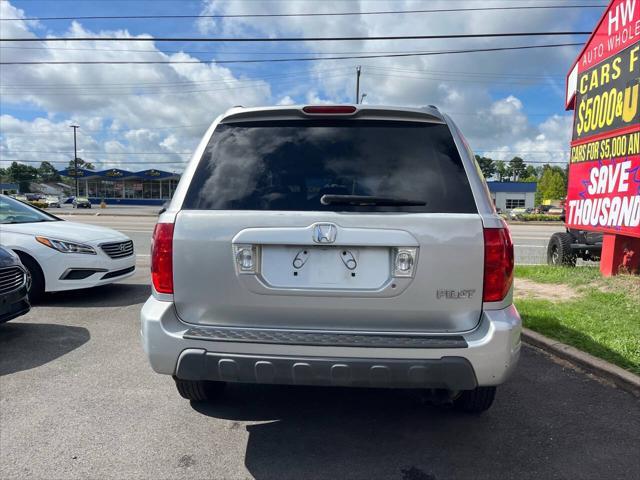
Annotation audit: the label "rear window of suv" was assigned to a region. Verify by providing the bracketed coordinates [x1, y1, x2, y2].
[183, 119, 476, 213]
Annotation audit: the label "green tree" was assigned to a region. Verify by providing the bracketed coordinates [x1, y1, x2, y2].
[6, 162, 38, 193]
[67, 157, 95, 171]
[0, 167, 6, 181]
[38, 161, 61, 183]
[524, 165, 538, 179]
[508, 156, 527, 181]
[474, 155, 496, 179]
[520, 165, 539, 183]
[536, 165, 567, 205]
[495, 160, 508, 181]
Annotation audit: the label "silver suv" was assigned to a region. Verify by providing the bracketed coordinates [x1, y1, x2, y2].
[141, 105, 521, 413]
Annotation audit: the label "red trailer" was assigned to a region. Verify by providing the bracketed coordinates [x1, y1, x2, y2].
[556, 0, 640, 275]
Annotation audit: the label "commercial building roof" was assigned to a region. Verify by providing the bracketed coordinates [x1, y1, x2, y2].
[487, 181, 537, 193]
[57, 168, 180, 180]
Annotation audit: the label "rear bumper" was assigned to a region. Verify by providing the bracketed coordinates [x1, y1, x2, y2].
[140, 297, 521, 389]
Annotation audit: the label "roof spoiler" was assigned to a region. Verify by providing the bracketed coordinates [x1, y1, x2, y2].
[221, 105, 445, 124]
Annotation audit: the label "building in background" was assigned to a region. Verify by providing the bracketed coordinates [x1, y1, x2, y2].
[0, 183, 20, 195]
[57, 168, 181, 205]
[487, 181, 537, 211]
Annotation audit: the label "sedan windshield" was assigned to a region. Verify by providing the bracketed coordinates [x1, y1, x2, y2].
[0, 195, 61, 224]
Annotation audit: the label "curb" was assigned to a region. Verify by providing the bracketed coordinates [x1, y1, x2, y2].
[58, 212, 158, 218]
[507, 221, 564, 225]
[522, 328, 640, 397]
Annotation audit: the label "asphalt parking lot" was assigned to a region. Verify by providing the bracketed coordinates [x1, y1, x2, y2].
[1, 214, 638, 479]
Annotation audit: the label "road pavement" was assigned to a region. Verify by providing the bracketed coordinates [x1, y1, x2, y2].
[55, 214, 566, 265]
[1, 217, 637, 479]
[1, 265, 639, 479]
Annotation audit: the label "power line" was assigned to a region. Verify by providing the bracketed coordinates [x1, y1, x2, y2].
[16, 71, 556, 95]
[0, 31, 592, 42]
[0, 72, 353, 96]
[0, 42, 585, 66]
[365, 72, 553, 86]
[0, 159, 187, 165]
[0, 4, 607, 21]
[0, 65, 567, 90]
[362, 65, 565, 79]
[0, 157, 570, 166]
[1, 148, 574, 156]
[0, 66, 351, 88]
[2, 45, 520, 55]
[0, 112, 572, 138]
[0, 70, 563, 96]
[2, 150, 193, 155]
[9, 0, 606, 2]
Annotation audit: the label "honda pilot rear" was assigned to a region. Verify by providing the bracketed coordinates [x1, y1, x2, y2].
[141, 105, 521, 413]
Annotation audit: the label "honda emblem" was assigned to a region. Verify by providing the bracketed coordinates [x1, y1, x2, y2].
[313, 223, 337, 244]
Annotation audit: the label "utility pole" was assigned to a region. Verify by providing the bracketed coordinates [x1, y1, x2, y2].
[355, 66, 361, 104]
[70, 125, 79, 197]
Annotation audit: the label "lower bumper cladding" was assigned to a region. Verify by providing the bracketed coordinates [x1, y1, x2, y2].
[183, 326, 467, 349]
[140, 297, 521, 388]
[175, 349, 478, 390]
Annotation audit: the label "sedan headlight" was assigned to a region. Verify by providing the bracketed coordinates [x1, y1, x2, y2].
[36, 236, 96, 255]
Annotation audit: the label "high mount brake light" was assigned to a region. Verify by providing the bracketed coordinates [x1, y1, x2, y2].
[151, 223, 174, 294]
[302, 105, 357, 115]
[483, 227, 514, 302]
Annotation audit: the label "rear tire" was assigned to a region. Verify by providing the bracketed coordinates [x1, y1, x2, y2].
[453, 386, 496, 413]
[15, 253, 45, 303]
[174, 378, 225, 402]
[547, 232, 576, 267]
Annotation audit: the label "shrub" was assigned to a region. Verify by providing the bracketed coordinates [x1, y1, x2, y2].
[29, 201, 48, 209]
[518, 214, 562, 222]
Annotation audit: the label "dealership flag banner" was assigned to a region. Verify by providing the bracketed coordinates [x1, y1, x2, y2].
[566, 0, 640, 238]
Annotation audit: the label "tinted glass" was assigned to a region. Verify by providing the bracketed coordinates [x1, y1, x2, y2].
[184, 120, 476, 213]
[0, 195, 60, 224]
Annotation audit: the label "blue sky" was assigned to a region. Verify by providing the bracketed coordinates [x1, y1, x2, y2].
[1, 0, 606, 172]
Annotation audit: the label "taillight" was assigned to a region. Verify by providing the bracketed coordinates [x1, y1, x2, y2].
[302, 105, 357, 115]
[151, 223, 174, 294]
[483, 227, 514, 302]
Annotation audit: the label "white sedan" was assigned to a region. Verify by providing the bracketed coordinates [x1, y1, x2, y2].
[0, 194, 136, 300]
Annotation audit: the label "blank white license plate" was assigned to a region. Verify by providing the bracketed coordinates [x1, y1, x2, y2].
[260, 245, 390, 290]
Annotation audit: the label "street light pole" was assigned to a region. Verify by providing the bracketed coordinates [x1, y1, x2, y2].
[355, 66, 361, 104]
[70, 125, 79, 197]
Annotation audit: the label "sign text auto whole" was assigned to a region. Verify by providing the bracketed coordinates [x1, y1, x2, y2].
[566, 0, 640, 237]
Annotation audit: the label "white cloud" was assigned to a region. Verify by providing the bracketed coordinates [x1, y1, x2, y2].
[192, 0, 584, 164]
[0, 1, 272, 171]
[0, 0, 593, 172]
[276, 95, 296, 106]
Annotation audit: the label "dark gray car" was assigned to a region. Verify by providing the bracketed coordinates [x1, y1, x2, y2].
[0, 246, 30, 323]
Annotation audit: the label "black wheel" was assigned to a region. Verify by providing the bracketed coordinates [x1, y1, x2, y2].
[15, 253, 45, 303]
[453, 386, 496, 413]
[547, 232, 576, 267]
[174, 378, 225, 402]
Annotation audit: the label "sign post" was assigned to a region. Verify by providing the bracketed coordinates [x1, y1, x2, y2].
[565, 0, 640, 275]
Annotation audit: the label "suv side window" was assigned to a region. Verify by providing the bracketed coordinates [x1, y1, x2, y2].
[183, 119, 477, 213]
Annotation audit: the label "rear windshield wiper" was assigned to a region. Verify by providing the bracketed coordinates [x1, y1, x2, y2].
[320, 194, 426, 207]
